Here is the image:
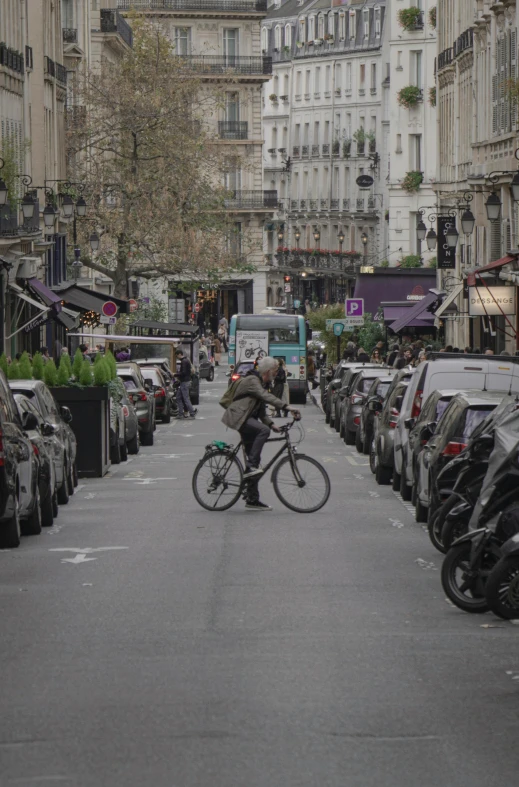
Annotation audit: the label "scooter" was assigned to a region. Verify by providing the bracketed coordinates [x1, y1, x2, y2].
[484, 507, 519, 619]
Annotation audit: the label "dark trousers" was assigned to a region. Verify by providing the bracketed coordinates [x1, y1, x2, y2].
[239, 417, 270, 504]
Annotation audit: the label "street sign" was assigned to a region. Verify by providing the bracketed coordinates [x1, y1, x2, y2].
[345, 298, 364, 317]
[129, 298, 138, 313]
[343, 316, 364, 327]
[194, 303, 200, 313]
[333, 323, 345, 337]
[356, 175, 374, 189]
[293, 299, 301, 308]
[100, 315, 117, 325]
[437, 216, 456, 269]
[101, 300, 118, 318]
[326, 319, 349, 332]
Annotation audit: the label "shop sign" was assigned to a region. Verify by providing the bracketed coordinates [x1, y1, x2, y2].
[23, 312, 48, 333]
[437, 217, 456, 270]
[468, 286, 516, 316]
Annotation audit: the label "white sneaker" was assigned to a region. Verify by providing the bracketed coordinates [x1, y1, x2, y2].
[243, 466, 264, 479]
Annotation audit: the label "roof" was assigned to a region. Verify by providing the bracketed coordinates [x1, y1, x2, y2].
[265, 0, 320, 20]
[466, 255, 517, 287]
[56, 284, 131, 314]
[388, 291, 442, 334]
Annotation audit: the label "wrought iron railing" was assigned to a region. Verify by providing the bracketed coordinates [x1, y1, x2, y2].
[311, 145, 320, 156]
[453, 28, 473, 57]
[343, 198, 350, 211]
[100, 9, 134, 48]
[0, 43, 24, 74]
[309, 199, 318, 210]
[224, 190, 277, 209]
[302, 145, 309, 156]
[62, 28, 78, 43]
[292, 146, 300, 157]
[290, 200, 298, 210]
[322, 143, 330, 155]
[320, 199, 328, 209]
[176, 54, 271, 75]
[437, 47, 453, 70]
[330, 199, 339, 210]
[44, 56, 55, 77]
[218, 121, 248, 139]
[117, 0, 267, 11]
[55, 62, 67, 85]
[356, 198, 365, 211]
[300, 199, 307, 210]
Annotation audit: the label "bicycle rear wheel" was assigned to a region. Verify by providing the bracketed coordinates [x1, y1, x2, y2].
[272, 454, 330, 513]
[192, 452, 243, 511]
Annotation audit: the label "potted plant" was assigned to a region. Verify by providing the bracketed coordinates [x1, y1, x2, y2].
[307, 40, 314, 46]
[397, 85, 423, 108]
[342, 138, 352, 157]
[283, 45, 290, 53]
[397, 7, 423, 31]
[324, 33, 334, 41]
[353, 128, 366, 154]
[428, 6, 436, 28]
[332, 140, 340, 155]
[401, 171, 423, 193]
[314, 38, 323, 45]
[429, 86, 436, 106]
[398, 254, 422, 268]
[296, 41, 303, 48]
[269, 93, 278, 102]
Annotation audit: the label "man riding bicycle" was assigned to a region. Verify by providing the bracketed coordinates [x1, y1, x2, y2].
[221, 356, 301, 511]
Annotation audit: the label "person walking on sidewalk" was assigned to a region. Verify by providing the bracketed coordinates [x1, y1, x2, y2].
[175, 349, 198, 419]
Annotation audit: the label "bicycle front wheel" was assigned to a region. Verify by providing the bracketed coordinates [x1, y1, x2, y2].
[192, 452, 243, 511]
[272, 454, 330, 513]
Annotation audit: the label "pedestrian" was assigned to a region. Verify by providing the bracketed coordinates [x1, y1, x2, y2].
[218, 322, 228, 353]
[357, 347, 370, 363]
[214, 335, 221, 366]
[79, 343, 92, 363]
[115, 347, 131, 362]
[40, 346, 50, 363]
[387, 344, 400, 367]
[220, 356, 301, 511]
[395, 347, 413, 369]
[272, 358, 287, 417]
[175, 349, 197, 419]
[307, 351, 318, 389]
[370, 348, 383, 364]
[484, 348, 494, 355]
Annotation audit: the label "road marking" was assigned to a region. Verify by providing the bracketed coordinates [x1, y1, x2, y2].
[140, 453, 194, 459]
[415, 557, 437, 571]
[84, 492, 96, 499]
[61, 554, 97, 565]
[388, 517, 404, 529]
[368, 491, 380, 498]
[322, 458, 338, 464]
[346, 456, 369, 466]
[324, 426, 334, 435]
[122, 477, 177, 485]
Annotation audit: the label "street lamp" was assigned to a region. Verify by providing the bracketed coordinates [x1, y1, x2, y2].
[313, 227, 320, 250]
[294, 227, 301, 245]
[485, 191, 501, 222]
[338, 229, 345, 253]
[76, 196, 87, 217]
[43, 203, 58, 229]
[61, 194, 75, 220]
[461, 208, 475, 236]
[445, 224, 459, 249]
[21, 193, 35, 221]
[416, 218, 427, 242]
[89, 232, 100, 252]
[361, 231, 368, 250]
[426, 228, 437, 251]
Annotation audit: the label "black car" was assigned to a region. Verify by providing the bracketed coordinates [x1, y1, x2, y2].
[371, 374, 414, 485]
[413, 390, 507, 523]
[339, 367, 388, 445]
[140, 365, 175, 423]
[357, 374, 395, 455]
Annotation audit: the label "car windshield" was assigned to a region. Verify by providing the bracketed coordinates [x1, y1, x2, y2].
[377, 382, 391, 397]
[436, 398, 452, 420]
[119, 376, 138, 391]
[144, 369, 162, 385]
[358, 377, 378, 393]
[236, 362, 255, 375]
[463, 407, 496, 441]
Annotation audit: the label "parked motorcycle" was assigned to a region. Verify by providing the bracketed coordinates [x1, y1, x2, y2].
[484, 508, 519, 619]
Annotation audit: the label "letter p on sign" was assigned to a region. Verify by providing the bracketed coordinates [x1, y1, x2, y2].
[346, 298, 364, 317]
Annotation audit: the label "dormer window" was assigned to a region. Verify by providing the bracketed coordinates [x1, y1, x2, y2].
[363, 9, 369, 39]
[328, 14, 336, 36]
[261, 27, 268, 51]
[298, 17, 306, 43]
[318, 15, 325, 39]
[308, 15, 316, 41]
[349, 10, 356, 40]
[339, 12, 346, 40]
[285, 23, 292, 48]
[274, 25, 282, 49]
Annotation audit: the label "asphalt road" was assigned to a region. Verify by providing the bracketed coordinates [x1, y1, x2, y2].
[1, 361, 519, 787]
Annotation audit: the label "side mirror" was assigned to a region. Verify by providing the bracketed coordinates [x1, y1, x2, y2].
[60, 406, 72, 424]
[426, 421, 437, 434]
[22, 412, 39, 431]
[42, 422, 55, 437]
[404, 417, 416, 430]
[368, 400, 383, 413]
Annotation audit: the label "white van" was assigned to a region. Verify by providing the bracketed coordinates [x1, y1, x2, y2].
[395, 353, 519, 498]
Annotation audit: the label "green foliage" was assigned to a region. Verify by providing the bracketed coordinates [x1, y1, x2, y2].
[401, 171, 423, 193]
[43, 359, 58, 387]
[307, 304, 352, 362]
[7, 360, 20, 380]
[429, 86, 436, 107]
[72, 348, 84, 379]
[79, 360, 93, 386]
[32, 352, 44, 380]
[105, 350, 117, 380]
[397, 7, 423, 31]
[59, 352, 72, 376]
[399, 255, 423, 268]
[380, 259, 390, 268]
[0, 353, 8, 377]
[127, 295, 168, 326]
[94, 351, 103, 365]
[428, 257, 437, 269]
[94, 357, 110, 386]
[18, 352, 33, 380]
[397, 86, 423, 108]
[57, 359, 71, 386]
[357, 314, 385, 354]
[428, 6, 436, 28]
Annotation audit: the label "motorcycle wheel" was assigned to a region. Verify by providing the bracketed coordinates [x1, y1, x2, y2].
[441, 515, 470, 552]
[441, 542, 494, 613]
[485, 556, 519, 620]
[428, 508, 447, 554]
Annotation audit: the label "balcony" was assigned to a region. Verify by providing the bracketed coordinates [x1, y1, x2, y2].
[55, 62, 67, 85]
[301, 145, 309, 157]
[453, 28, 473, 57]
[311, 145, 320, 157]
[330, 199, 339, 211]
[218, 120, 248, 139]
[437, 47, 453, 71]
[0, 202, 40, 238]
[0, 43, 24, 74]
[356, 198, 365, 211]
[343, 198, 350, 211]
[322, 143, 330, 155]
[290, 200, 298, 210]
[177, 55, 271, 76]
[300, 199, 307, 210]
[100, 9, 134, 48]
[44, 56, 55, 77]
[62, 28, 78, 43]
[309, 199, 318, 211]
[224, 190, 277, 209]
[320, 198, 328, 210]
[292, 146, 300, 157]
[117, 0, 267, 11]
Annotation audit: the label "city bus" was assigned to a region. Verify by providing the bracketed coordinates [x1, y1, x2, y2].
[228, 313, 307, 403]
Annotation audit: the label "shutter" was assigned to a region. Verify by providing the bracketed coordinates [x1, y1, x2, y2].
[511, 29, 517, 126]
[490, 219, 502, 262]
[513, 202, 519, 249]
[476, 225, 486, 267]
[505, 219, 512, 253]
[499, 38, 506, 133]
[492, 74, 499, 134]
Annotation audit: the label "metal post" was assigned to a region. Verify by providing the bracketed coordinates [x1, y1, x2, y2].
[0, 265, 6, 355]
[336, 334, 341, 363]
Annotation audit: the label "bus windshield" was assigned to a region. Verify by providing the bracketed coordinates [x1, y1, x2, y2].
[236, 315, 300, 344]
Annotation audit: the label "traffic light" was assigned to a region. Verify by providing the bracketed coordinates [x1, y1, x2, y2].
[284, 275, 291, 283]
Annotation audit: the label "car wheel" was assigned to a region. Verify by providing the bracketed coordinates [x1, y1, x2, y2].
[67, 462, 74, 496]
[120, 439, 128, 462]
[162, 405, 171, 424]
[362, 429, 371, 455]
[73, 461, 78, 487]
[369, 438, 377, 475]
[0, 497, 21, 549]
[345, 428, 356, 446]
[415, 495, 428, 523]
[57, 462, 70, 505]
[52, 490, 59, 518]
[22, 486, 42, 536]
[400, 466, 412, 501]
[339, 418, 345, 439]
[355, 428, 363, 453]
[110, 437, 121, 464]
[41, 485, 54, 527]
[325, 409, 331, 425]
[375, 462, 392, 485]
[141, 428, 154, 447]
[334, 409, 341, 432]
[127, 433, 139, 454]
[208, 368, 214, 382]
[392, 469, 401, 492]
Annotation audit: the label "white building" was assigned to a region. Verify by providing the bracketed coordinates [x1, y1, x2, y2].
[262, 0, 389, 307]
[387, 0, 437, 267]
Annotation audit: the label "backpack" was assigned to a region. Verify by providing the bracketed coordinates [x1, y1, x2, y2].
[219, 377, 243, 409]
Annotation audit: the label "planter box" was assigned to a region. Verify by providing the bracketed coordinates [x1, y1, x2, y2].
[50, 386, 111, 478]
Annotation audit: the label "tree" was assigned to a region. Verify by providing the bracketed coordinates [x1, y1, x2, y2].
[67, 17, 257, 298]
[18, 352, 33, 380]
[307, 305, 353, 361]
[43, 360, 58, 387]
[72, 348, 84, 379]
[105, 351, 117, 380]
[79, 361, 93, 386]
[94, 358, 110, 386]
[7, 361, 20, 380]
[357, 314, 385, 354]
[57, 360, 71, 386]
[32, 352, 44, 380]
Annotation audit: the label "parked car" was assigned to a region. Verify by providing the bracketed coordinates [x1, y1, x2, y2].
[412, 390, 507, 522]
[120, 385, 139, 455]
[116, 363, 156, 446]
[9, 380, 77, 505]
[331, 363, 380, 431]
[325, 361, 358, 425]
[357, 374, 395, 455]
[398, 389, 457, 500]
[135, 357, 175, 384]
[394, 352, 519, 498]
[199, 351, 215, 382]
[227, 361, 255, 387]
[0, 370, 40, 548]
[339, 367, 389, 445]
[370, 370, 415, 485]
[138, 365, 174, 423]
[14, 393, 58, 528]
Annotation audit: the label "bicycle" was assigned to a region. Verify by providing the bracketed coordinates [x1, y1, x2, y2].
[192, 419, 331, 513]
[244, 347, 267, 360]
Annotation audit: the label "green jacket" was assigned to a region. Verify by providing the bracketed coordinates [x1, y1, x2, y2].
[221, 373, 286, 431]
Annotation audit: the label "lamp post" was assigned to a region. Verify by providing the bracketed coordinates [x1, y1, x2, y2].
[294, 227, 301, 246]
[338, 229, 345, 254]
[361, 231, 368, 258]
[313, 227, 320, 251]
[485, 149, 519, 222]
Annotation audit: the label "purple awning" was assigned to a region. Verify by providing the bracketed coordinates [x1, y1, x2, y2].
[382, 306, 435, 328]
[353, 270, 437, 320]
[27, 278, 62, 312]
[389, 291, 439, 333]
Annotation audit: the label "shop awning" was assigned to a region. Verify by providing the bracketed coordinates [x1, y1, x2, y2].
[27, 278, 62, 312]
[388, 291, 441, 334]
[434, 284, 464, 318]
[55, 284, 131, 314]
[382, 305, 435, 328]
[7, 283, 51, 340]
[56, 310, 80, 330]
[353, 269, 437, 319]
[466, 255, 516, 287]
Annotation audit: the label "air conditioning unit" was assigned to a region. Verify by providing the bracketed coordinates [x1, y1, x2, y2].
[17, 257, 41, 279]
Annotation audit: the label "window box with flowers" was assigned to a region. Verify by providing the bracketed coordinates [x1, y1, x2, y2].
[296, 41, 303, 48]
[324, 33, 334, 41]
[314, 38, 323, 45]
[307, 40, 314, 46]
[342, 139, 351, 158]
[428, 6, 436, 29]
[401, 171, 423, 193]
[283, 45, 291, 54]
[397, 85, 423, 108]
[397, 7, 423, 31]
[429, 86, 436, 106]
[269, 93, 278, 102]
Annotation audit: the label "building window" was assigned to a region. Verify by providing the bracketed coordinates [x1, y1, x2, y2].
[335, 63, 342, 88]
[363, 9, 369, 38]
[309, 15, 315, 41]
[285, 24, 292, 48]
[371, 63, 377, 91]
[396, 133, 402, 153]
[410, 134, 422, 170]
[328, 14, 335, 36]
[261, 27, 268, 51]
[349, 10, 356, 40]
[315, 67, 320, 92]
[62, 0, 74, 28]
[223, 29, 239, 59]
[274, 25, 281, 49]
[318, 15, 325, 39]
[346, 62, 352, 90]
[225, 92, 240, 122]
[360, 64, 366, 86]
[410, 50, 422, 89]
[174, 28, 191, 55]
[339, 13, 346, 40]
[298, 18, 306, 43]
[305, 70, 311, 93]
[374, 7, 381, 37]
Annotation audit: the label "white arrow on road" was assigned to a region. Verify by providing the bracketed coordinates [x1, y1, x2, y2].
[50, 547, 128, 564]
[61, 554, 97, 565]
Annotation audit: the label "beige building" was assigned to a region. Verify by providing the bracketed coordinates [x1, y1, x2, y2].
[434, 0, 519, 352]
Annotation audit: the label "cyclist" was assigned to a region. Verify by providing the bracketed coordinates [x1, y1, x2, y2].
[222, 355, 301, 511]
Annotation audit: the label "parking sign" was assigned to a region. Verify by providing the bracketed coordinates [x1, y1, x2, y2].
[345, 298, 364, 318]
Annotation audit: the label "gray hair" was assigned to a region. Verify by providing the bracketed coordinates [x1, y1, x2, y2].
[257, 356, 279, 375]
